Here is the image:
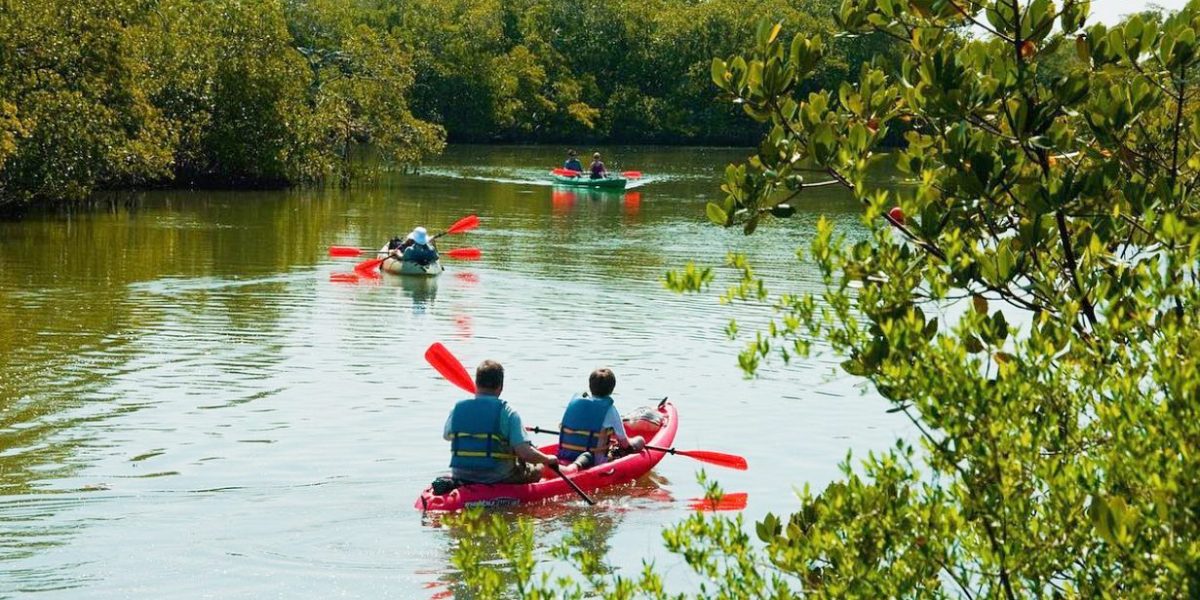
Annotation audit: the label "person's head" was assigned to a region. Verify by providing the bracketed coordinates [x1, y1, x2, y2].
[568, 149, 577, 157]
[592, 152, 601, 161]
[588, 368, 616, 397]
[476, 360, 504, 395]
[410, 226, 429, 245]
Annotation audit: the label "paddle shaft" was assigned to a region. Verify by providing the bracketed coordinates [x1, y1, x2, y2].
[553, 168, 639, 179]
[528, 425, 676, 454]
[526, 425, 746, 470]
[551, 466, 596, 505]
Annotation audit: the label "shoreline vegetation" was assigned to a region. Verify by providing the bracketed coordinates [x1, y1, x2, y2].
[0, 0, 892, 211]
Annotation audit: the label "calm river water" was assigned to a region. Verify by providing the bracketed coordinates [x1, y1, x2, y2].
[0, 145, 909, 597]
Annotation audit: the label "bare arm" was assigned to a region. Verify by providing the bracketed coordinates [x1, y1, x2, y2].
[514, 442, 557, 467]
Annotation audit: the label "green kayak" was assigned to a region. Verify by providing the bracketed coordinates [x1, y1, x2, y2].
[551, 173, 628, 189]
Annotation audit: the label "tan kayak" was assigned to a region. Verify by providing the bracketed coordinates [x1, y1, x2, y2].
[378, 245, 444, 276]
[382, 257, 443, 276]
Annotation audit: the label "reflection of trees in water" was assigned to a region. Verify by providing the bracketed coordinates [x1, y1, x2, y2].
[385, 272, 438, 310]
[419, 471, 673, 597]
[0, 189, 345, 494]
[0, 189, 350, 588]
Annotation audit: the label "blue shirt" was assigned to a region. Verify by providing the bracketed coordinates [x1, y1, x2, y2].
[564, 158, 583, 172]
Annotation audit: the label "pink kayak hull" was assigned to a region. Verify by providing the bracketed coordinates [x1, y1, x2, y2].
[415, 401, 678, 511]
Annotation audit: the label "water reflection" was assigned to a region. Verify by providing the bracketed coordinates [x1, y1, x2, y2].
[421, 472, 672, 597]
[623, 191, 642, 221]
[387, 273, 439, 311]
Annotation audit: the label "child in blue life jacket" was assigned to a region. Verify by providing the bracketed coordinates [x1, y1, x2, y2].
[556, 368, 645, 471]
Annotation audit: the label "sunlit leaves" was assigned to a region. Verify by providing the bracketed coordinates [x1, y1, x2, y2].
[672, 1, 1200, 597]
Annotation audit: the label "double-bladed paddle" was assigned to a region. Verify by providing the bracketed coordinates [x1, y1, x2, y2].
[332, 246, 483, 259]
[525, 426, 747, 471]
[551, 168, 643, 180]
[424, 342, 596, 506]
[331, 214, 480, 256]
[353, 248, 481, 275]
[346, 215, 481, 273]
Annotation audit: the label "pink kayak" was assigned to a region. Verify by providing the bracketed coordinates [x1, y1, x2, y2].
[416, 400, 678, 511]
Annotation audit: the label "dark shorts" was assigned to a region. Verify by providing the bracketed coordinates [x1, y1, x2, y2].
[499, 461, 544, 484]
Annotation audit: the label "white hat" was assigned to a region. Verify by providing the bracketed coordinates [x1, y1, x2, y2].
[409, 227, 429, 245]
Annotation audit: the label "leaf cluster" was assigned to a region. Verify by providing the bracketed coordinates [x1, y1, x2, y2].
[686, 0, 1200, 596]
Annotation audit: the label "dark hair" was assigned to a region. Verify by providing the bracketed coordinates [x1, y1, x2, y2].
[589, 368, 616, 396]
[476, 360, 504, 390]
[568, 149, 577, 156]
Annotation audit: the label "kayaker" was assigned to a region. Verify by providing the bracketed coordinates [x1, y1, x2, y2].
[556, 368, 645, 470]
[563, 149, 583, 173]
[589, 152, 608, 179]
[389, 226, 439, 266]
[444, 360, 559, 484]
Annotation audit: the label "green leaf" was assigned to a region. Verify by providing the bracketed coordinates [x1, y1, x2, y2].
[992, 311, 1009, 341]
[711, 58, 728, 89]
[767, 23, 782, 44]
[706, 202, 729, 226]
[923, 317, 939, 341]
[841, 358, 869, 376]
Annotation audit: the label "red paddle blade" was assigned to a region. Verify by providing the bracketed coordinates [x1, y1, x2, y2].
[676, 449, 748, 470]
[354, 257, 385, 274]
[329, 272, 360, 284]
[329, 246, 365, 257]
[621, 170, 642, 178]
[445, 248, 481, 260]
[425, 342, 476, 394]
[688, 492, 748, 512]
[552, 168, 581, 177]
[444, 214, 480, 235]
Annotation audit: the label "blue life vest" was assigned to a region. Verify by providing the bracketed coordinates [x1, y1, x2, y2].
[448, 396, 514, 471]
[557, 395, 614, 461]
[564, 158, 583, 172]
